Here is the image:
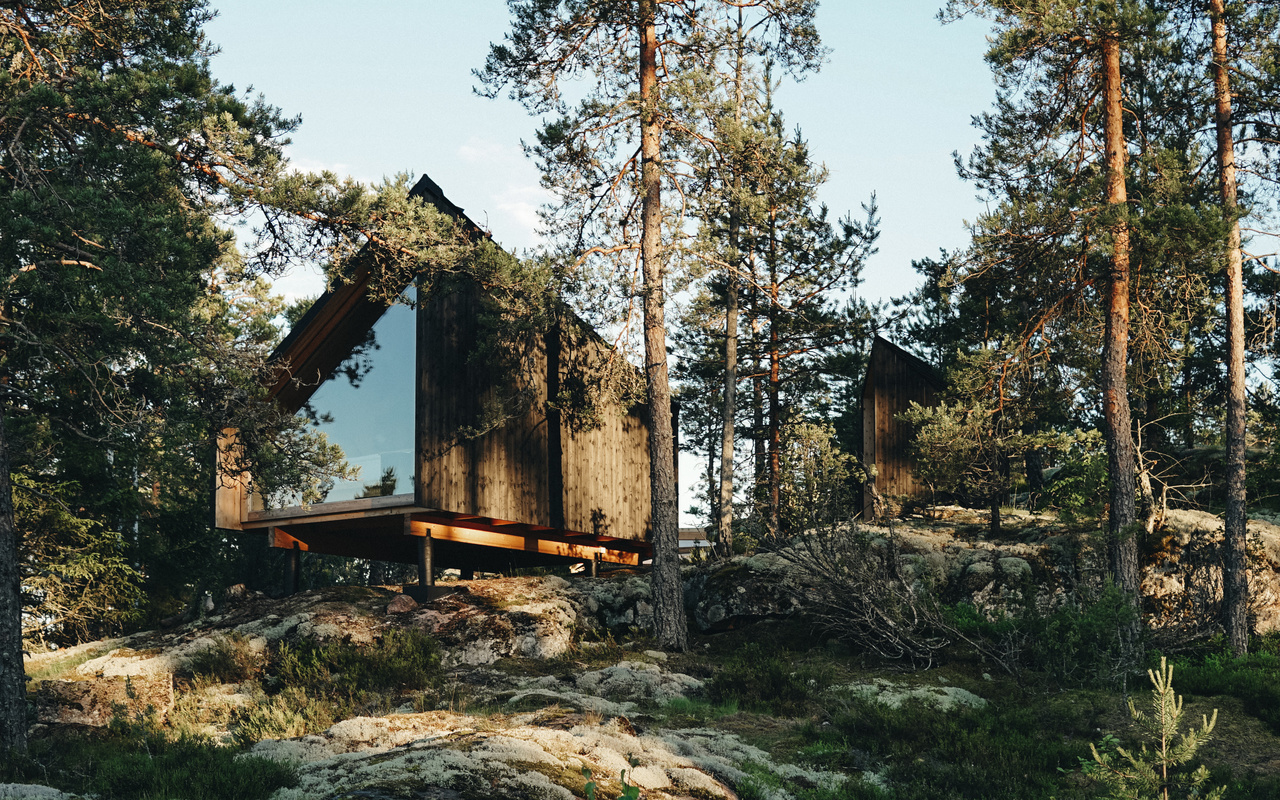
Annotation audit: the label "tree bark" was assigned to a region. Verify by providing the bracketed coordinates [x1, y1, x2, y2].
[1024, 441, 1045, 510]
[706, 407, 718, 526]
[1100, 30, 1141, 611]
[1210, 0, 1250, 656]
[718, 260, 739, 554]
[638, 0, 687, 652]
[766, 207, 781, 541]
[0, 409, 27, 754]
[716, 16, 746, 558]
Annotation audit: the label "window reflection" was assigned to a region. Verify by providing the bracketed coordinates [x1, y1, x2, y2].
[303, 295, 416, 503]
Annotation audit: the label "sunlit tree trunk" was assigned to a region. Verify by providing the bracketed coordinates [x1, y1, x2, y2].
[716, 14, 746, 558]
[766, 207, 781, 540]
[639, 0, 687, 651]
[1100, 27, 1141, 632]
[1210, 0, 1249, 656]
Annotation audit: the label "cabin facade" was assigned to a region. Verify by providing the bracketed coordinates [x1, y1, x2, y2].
[215, 174, 654, 589]
[861, 335, 945, 512]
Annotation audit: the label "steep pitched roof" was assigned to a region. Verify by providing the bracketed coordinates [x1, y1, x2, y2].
[266, 174, 485, 411]
[860, 335, 945, 401]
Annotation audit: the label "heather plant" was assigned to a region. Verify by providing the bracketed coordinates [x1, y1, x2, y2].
[1, 721, 295, 800]
[271, 627, 442, 696]
[232, 686, 335, 747]
[1173, 644, 1280, 735]
[948, 582, 1137, 688]
[186, 632, 263, 684]
[706, 642, 829, 716]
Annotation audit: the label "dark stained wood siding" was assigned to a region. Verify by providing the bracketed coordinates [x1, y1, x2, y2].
[862, 336, 944, 508]
[416, 284, 650, 541]
[416, 283, 550, 526]
[559, 395, 651, 539]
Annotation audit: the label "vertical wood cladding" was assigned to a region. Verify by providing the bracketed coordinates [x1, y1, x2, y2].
[862, 337, 944, 506]
[416, 283, 651, 540]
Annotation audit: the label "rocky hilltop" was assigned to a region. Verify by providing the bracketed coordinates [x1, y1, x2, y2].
[11, 511, 1280, 799]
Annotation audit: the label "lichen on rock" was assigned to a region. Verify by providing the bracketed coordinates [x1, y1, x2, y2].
[253, 712, 751, 800]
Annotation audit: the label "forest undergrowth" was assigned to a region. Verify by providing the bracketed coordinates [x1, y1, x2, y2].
[8, 520, 1280, 800]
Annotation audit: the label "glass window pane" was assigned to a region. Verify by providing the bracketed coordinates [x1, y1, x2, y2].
[303, 295, 415, 503]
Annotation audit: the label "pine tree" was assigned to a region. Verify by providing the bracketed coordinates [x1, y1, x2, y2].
[476, 0, 823, 649]
[943, 0, 1172, 653]
[0, 1, 288, 752]
[1180, 0, 1280, 657]
[1086, 657, 1223, 800]
[750, 118, 877, 540]
[0, 0, 480, 753]
[1207, 0, 1250, 658]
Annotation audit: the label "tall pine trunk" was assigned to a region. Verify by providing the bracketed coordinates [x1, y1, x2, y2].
[1100, 29, 1141, 617]
[752, 257, 766, 509]
[716, 15, 746, 557]
[718, 261, 739, 554]
[753, 369, 765, 502]
[766, 207, 781, 540]
[1210, 0, 1250, 656]
[638, 0, 687, 652]
[0, 409, 25, 754]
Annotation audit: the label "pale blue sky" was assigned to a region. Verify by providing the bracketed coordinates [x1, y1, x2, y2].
[206, 1, 997, 304]
[205, 1, 1000, 525]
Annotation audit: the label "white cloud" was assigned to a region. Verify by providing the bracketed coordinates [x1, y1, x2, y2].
[457, 136, 523, 166]
[492, 183, 550, 249]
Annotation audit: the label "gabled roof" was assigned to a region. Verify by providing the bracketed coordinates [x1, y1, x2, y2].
[267, 174, 485, 411]
[861, 335, 945, 400]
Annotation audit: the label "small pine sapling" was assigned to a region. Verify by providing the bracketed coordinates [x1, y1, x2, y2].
[1085, 657, 1223, 800]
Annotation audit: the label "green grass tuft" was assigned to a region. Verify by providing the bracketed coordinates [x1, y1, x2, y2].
[1175, 648, 1280, 735]
[185, 632, 263, 684]
[2, 726, 295, 800]
[706, 642, 829, 716]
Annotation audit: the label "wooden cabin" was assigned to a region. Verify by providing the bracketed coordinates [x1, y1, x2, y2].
[215, 174, 654, 589]
[861, 335, 945, 512]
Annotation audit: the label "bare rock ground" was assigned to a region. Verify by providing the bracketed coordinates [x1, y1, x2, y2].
[19, 508, 1280, 798]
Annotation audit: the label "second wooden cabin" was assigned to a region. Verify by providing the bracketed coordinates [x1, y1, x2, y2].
[861, 335, 944, 513]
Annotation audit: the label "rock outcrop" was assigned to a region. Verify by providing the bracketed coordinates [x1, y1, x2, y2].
[683, 552, 812, 632]
[249, 709, 847, 800]
[35, 673, 173, 726]
[411, 576, 582, 667]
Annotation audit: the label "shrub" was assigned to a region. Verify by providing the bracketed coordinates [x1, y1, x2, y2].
[1043, 442, 1107, 521]
[810, 692, 1099, 799]
[185, 632, 263, 683]
[783, 527, 948, 667]
[89, 735, 296, 800]
[228, 627, 444, 744]
[735, 760, 883, 800]
[272, 627, 442, 696]
[706, 642, 826, 716]
[232, 686, 335, 746]
[1174, 648, 1280, 735]
[1, 726, 295, 800]
[948, 582, 1138, 688]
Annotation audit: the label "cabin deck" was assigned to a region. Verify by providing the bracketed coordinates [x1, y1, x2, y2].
[240, 494, 651, 570]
